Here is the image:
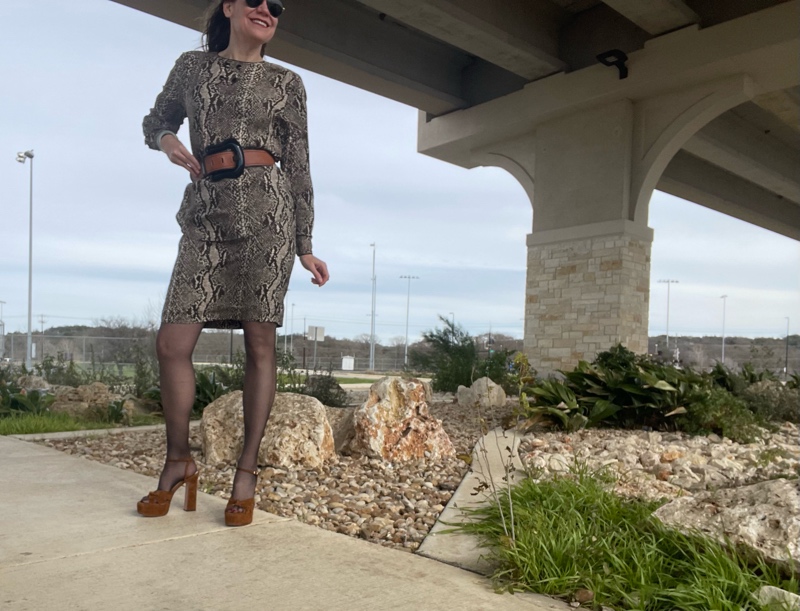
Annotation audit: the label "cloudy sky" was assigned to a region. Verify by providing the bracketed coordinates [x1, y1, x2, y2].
[1, 0, 798, 344]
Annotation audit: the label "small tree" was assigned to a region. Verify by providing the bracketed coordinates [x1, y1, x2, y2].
[410, 316, 477, 392]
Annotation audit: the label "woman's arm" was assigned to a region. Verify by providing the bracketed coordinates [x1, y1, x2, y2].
[142, 53, 201, 178]
[281, 73, 314, 257]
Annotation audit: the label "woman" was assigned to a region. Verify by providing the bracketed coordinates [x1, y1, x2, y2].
[136, 0, 329, 527]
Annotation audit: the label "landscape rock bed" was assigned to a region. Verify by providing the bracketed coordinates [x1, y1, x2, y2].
[518, 422, 799, 499]
[35, 397, 505, 553]
[33, 396, 799, 557]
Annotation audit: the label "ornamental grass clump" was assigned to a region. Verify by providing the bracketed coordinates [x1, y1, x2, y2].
[446, 463, 797, 610]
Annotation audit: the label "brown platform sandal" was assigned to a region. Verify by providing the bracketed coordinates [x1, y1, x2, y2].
[224, 465, 261, 527]
[136, 457, 198, 517]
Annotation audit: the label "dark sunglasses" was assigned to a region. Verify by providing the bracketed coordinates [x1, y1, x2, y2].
[244, 0, 284, 18]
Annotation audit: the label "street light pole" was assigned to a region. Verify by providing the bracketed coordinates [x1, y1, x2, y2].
[283, 289, 289, 353]
[369, 243, 377, 371]
[16, 150, 34, 370]
[720, 295, 727, 364]
[0, 300, 6, 360]
[290, 303, 295, 356]
[786, 317, 791, 379]
[657, 279, 679, 351]
[400, 275, 419, 367]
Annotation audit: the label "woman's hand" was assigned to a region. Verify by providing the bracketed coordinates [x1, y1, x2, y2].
[161, 134, 202, 180]
[299, 254, 329, 287]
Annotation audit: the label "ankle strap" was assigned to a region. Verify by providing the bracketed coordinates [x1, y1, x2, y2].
[167, 457, 196, 479]
[236, 466, 260, 476]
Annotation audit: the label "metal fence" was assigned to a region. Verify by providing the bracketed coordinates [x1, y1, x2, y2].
[3, 333, 796, 376]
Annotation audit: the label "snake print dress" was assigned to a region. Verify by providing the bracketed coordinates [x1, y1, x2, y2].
[143, 51, 314, 329]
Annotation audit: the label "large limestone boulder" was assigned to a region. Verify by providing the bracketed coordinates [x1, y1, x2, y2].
[201, 391, 335, 470]
[348, 377, 455, 462]
[16, 375, 50, 390]
[456, 377, 506, 408]
[654, 478, 800, 576]
[50, 382, 120, 418]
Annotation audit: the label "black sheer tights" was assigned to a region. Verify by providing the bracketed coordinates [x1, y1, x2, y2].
[140, 321, 278, 514]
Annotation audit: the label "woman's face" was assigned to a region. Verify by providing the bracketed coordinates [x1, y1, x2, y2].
[223, 0, 279, 47]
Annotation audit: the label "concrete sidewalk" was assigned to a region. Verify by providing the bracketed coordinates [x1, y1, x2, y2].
[0, 434, 565, 611]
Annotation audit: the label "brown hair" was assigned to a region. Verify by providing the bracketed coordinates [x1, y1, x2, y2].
[202, 1, 270, 57]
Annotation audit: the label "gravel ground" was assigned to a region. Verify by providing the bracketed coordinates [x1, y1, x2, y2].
[34, 394, 515, 554]
[32, 389, 798, 558]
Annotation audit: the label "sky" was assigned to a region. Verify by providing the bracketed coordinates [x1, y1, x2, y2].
[0, 0, 798, 344]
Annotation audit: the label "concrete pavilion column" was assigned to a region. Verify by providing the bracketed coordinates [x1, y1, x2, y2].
[468, 74, 754, 372]
[523, 100, 652, 372]
[524, 220, 652, 373]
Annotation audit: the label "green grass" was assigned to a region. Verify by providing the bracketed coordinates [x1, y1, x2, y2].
[444, 464, 797, 610]
[335, 377, 378, 385]
[0, 412, 119, 435]
[0, 412, 165, 435]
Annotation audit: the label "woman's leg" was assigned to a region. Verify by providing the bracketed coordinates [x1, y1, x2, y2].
[145, 322, 204, 497]
[228, 321, 277, 510]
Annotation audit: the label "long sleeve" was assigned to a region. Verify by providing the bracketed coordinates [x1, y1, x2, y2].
[281, 74, 314, 256]
[143, 53, 189, 150]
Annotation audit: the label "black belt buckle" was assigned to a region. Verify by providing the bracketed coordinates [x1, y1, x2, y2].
[203, 138, 245, 182]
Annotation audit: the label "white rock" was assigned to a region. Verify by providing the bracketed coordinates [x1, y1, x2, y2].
[753, 586, 800, 611]
[455, 385, 477, 407]
[549, 454, 571, 472]
[201, 391, 335, 470]
[470, 377, 507, 409]
[639, 451, 660, 470]
[654, 478, 800, 576]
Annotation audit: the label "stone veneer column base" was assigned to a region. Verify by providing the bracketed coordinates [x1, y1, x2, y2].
[524, 221, 653, 373]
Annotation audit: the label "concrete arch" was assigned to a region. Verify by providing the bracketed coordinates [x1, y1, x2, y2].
[471, 136, 537, 207]
[630, 74, 755, 225]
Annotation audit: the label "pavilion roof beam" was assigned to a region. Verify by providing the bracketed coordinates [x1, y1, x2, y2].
[752, 87, 800, 131]
[112, 0, 482, 115]
[353, 0, 566, 81]
[683, 113, 800, 205]
[658, 151, 800, 241]
[602, 0, 699, 35]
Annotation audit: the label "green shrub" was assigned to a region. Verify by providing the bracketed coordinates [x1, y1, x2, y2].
[131, 344, 158, 398]
[741, 380, 800, 424]
[206, 349, 245, 392]
[520, 345, 702, 431]
[708, 362, 748, 396]
[192, 370, 227, 416]
[107, 399, 128, 424]
[410, 315, 515, 393]
[34, 354, 85, 387]
[277, 350, 306, 393]
[303, 369, 348, 407]
[474, 348, 515, 395]
[0, 387, 55, 417]
[678, 386, 763, 443]
[518, 344, 763, 442]
[411, 316, 478, 392]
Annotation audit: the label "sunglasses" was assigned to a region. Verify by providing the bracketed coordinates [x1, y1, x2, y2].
[244, 0, 284, 18]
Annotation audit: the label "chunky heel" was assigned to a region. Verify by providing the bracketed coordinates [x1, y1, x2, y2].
[224, 465, 260, 527]
[184, 471, 199, 511]
[137, 457, 199, 517]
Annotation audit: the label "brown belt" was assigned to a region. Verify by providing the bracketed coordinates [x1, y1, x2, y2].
[203, 148, 275, 176]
